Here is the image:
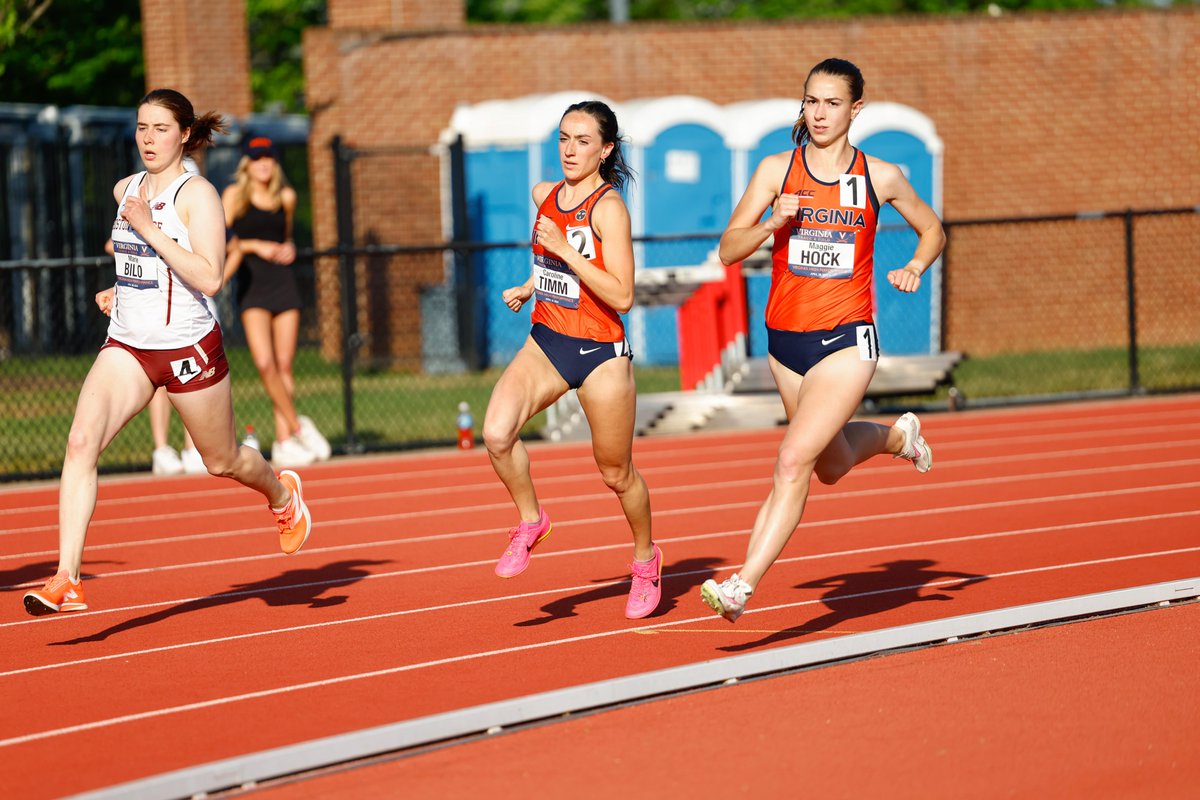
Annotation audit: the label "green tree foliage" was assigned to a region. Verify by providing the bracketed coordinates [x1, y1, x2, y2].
[0, 0, 144, 106]
[246, 0, 326, 113]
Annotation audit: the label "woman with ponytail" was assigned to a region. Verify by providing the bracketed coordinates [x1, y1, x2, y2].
[24, 89, 313, 617]
[700, 59, 945, 623]
[483, 100, 662, 620]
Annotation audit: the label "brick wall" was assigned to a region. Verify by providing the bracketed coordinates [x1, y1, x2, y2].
[140, 0, 252, 117]
[328, 0, 465, 31]
[303, 6, 1199, 361]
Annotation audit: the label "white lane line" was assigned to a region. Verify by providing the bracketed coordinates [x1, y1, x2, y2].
[2, 507, 1195, 659]
[3, 477, 1198, 595]
[3, 442, 1197, 547]
[3, 421, 1198, 522]
[2, 543, 1197, 749]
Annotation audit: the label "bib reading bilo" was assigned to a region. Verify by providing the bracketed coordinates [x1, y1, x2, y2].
[113, 239, 161, 290]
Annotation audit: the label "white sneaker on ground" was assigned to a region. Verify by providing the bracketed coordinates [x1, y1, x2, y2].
[296, 416, 332, 461]
[700, 573, 753, 623]
[152, 446, 184, 476]
[271, 436, 316, 468]
[180, 447, 206, 474]
[893, 412, 933, 474]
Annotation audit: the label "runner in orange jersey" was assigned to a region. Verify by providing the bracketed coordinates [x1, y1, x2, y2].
[701, 59, 945, 622]
[483, 100, 662, 620]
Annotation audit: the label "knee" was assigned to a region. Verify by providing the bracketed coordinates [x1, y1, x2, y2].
[64, 425, 100, 463]
[253, 357, 278, 379]
[201, 447, 240, 478]
[482, 417, 518, 457]
[775, 447, 816, 486]
[597, 462, 636, 494]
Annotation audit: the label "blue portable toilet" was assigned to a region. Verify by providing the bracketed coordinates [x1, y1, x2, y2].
[850, 102, 944, 355]
[621, 96, 730, 365]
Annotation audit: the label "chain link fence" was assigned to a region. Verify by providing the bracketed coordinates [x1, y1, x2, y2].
[3, 111, 1198, 480]
[941, 208, 1200, 404]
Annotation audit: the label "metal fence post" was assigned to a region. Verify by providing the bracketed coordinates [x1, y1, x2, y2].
[1124, 209, 1140, 393]
[333, 136, 363, 452]
[448, 134, 480, 370]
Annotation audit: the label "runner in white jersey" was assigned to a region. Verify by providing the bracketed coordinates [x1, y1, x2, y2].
[108, 168, 217, 348]
[98, 156, 219, 476]
[23, 89, 314, 618]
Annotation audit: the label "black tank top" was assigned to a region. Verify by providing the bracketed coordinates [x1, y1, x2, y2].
[233, 203, 286, 244]
[231, 203, 301, 313]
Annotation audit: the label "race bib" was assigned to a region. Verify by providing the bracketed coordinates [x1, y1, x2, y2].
[856, 324, 879, 362]
[112, 239, 160, 290]
[787, 228, 856, 279]
[565, 224, 596, 259]
[171, 355, 201, 384]
[533, 254, 581, 309]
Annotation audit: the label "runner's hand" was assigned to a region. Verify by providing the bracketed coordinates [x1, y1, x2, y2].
[766, 193, 801, 232]
[95, 287, 115, 316]
[119, 181, 154, 235]
[533, 215, 570, 259]
[502, 284, 534, 313]
[887, 265, 923, 293]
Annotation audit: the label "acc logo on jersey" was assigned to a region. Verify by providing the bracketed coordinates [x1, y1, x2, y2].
[170, 356, 201, 384]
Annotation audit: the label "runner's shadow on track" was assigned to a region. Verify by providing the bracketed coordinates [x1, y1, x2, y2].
[0, 561, 122, 593]
[717, 559, 989, 653]
[514, 556, 722, 626]
[49, 559, 390, 646]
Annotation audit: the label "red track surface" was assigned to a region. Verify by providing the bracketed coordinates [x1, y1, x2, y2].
[2, 395, 1198, 798]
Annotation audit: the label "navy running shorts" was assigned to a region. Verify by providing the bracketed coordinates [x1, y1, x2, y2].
[531, 322, 632, 389]
[767, 320, 879, 376]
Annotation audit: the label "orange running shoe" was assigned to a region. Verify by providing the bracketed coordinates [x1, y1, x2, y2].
[23, 570, 88, 616]
[273, 470, 312, 555]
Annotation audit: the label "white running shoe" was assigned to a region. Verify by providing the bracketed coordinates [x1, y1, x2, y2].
[700, 573, 753, 623]
[151, 446, 184, 476]
[271, 436, 316, 468]
[180, 447, 206, 474]
[297, 416, 332, 461]
[893, 412, 933, 474]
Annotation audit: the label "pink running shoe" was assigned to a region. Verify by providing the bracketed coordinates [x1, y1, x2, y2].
[700, 573, 753, 623]
[625, 544, 663, 620]
[495, 507, 552, 578]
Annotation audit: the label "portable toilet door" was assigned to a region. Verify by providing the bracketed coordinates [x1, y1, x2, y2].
[623, 96, 731, 366]
[850, 102, 944, 355]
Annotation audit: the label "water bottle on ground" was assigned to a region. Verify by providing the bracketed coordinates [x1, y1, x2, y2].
[243, 424, 260, 452]
[456, 401, 474, 450]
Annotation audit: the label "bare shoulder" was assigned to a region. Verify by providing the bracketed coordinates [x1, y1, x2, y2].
[756, 150, 794, 178]
[593, 187, 631, 233]
[596, 186, 628, 213]
[532, 180, 557, 207]
[864, 154, 908, 199]
[176, 175, 222, 209]
[113, 173, 138, 202]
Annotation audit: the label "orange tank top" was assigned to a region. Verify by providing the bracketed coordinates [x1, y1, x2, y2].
[530, 181, 625, 342]
[765, 146, 879, 332]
